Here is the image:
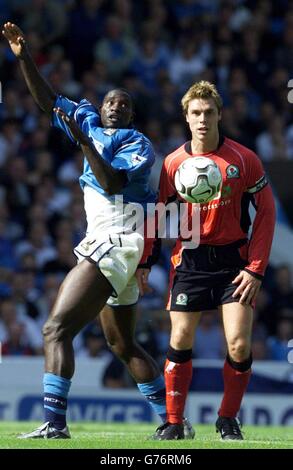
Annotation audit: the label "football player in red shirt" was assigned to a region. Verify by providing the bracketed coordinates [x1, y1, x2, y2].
[139, 81, 276, 440]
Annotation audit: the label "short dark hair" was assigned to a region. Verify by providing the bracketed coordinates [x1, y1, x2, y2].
[104, 88, 133, 103]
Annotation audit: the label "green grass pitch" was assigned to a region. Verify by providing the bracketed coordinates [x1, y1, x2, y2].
[0, 422, 292, 449]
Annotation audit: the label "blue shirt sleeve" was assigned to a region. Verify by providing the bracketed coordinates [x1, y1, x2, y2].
[52, 95, 100, 142]
[111, 133, 155, 182]
[52, 95, 78, 142]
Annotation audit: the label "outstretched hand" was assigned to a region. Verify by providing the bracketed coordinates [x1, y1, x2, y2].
[2, 22, 26, 58]
[53, 107, 88, 145]
[135, 268, 152, 296]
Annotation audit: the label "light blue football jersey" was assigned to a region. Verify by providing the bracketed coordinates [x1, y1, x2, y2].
[52, 95, 156, 210]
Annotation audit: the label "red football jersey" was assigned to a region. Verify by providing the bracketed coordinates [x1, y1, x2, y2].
[141, 136, 276, 277]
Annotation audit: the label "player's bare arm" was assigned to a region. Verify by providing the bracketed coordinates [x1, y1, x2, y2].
[54, 107, 127, 194]
[232, 270, 262, 305]
[135, 268, 152, 296]
[2, 22, 56, 114]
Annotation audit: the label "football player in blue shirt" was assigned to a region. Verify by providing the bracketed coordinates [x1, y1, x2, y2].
[3, 22, 194, 439]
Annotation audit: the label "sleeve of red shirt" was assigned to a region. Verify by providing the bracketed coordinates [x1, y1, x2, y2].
[138, 158, 177, 267]
[244, 151, 276, 278]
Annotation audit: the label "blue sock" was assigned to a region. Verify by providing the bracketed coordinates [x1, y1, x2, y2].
[137, 375, 167, 422]
[43, 373, 71, 430]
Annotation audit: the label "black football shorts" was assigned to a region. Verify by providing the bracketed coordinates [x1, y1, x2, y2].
[169, 240, 248, 312]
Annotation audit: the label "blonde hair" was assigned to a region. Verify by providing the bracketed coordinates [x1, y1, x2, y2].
[181, 81, 223, 115]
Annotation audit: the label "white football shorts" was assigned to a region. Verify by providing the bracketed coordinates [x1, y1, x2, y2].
[73, 185, 144, 306]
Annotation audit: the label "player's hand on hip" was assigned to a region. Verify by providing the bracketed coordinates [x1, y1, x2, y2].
[2, 22, 27, 58]
[135, 268, 152, 296]
[232, 270, 261, 305]
[53, 107, 88, 145]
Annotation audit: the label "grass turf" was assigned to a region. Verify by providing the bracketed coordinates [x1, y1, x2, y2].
[0, 422, 292, 449]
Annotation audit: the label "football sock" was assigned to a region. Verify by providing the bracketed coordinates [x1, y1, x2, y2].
[218, 354, 252, 418]
[137, 375, 167, 422]
[164, 346, 193, 425]
[43, 373, 71, 430]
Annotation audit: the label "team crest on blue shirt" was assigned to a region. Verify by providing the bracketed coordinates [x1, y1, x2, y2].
[131, 154, 147, 165]
[226, 164, 240, 178]
[103, 128, 118, 136]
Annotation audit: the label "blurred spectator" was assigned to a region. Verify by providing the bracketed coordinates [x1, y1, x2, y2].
[57, 148, 84, 185]
[0, 297, 43, 354]
[103, 356, 130, 388]
[67, 0, 106, 76]
[35, 273, 62, 329]
[42, 237, 76, 279]
[1, 156, 32, 224]
[0, 119, 22, 167]
[15, 221, 56, 268]
[57, 60, 81, 100]
[0, 216, 18, 272]
[27, 151, 55, 187]
[267, 319, 293, 361]
[10, 270, 40, 308]
[21, 0, 67, 47]
[139, 264, 169, 311]
[40, 44, 65, 79]
[152, 312, 170, 367]
[2, 322, 34, 355]
[94, 15, 136, 82]
[256, 116, 292, 161]
[21, 94, 40, 134]
[169, 34, 206, 91]
[211, 44, 233, 101]
[130, 37, 168, 93]
[269, 265, 293, 333]
[0, 89, 23, 120]
[193, 311, 225, 359]
[228, 92, 257, 148]
[165, 121, 186, 154]
[30, 175, 70, 218]
[112, 0, 134, 38]
[76, 321, 109, 358]
[251, 300, 270, 360]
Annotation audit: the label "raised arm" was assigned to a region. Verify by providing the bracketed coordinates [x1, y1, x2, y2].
[54, 107, 127, 194]
[2, 22, 56, 114]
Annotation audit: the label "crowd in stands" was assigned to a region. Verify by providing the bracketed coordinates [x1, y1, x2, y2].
[0, 1, 293, 385]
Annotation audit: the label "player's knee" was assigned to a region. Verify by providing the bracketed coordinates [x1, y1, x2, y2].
[106, 337, 134, 362]
[171, 325, 193, 349]
[228, 338, 250, 362]
[42, 317, 70, 343]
